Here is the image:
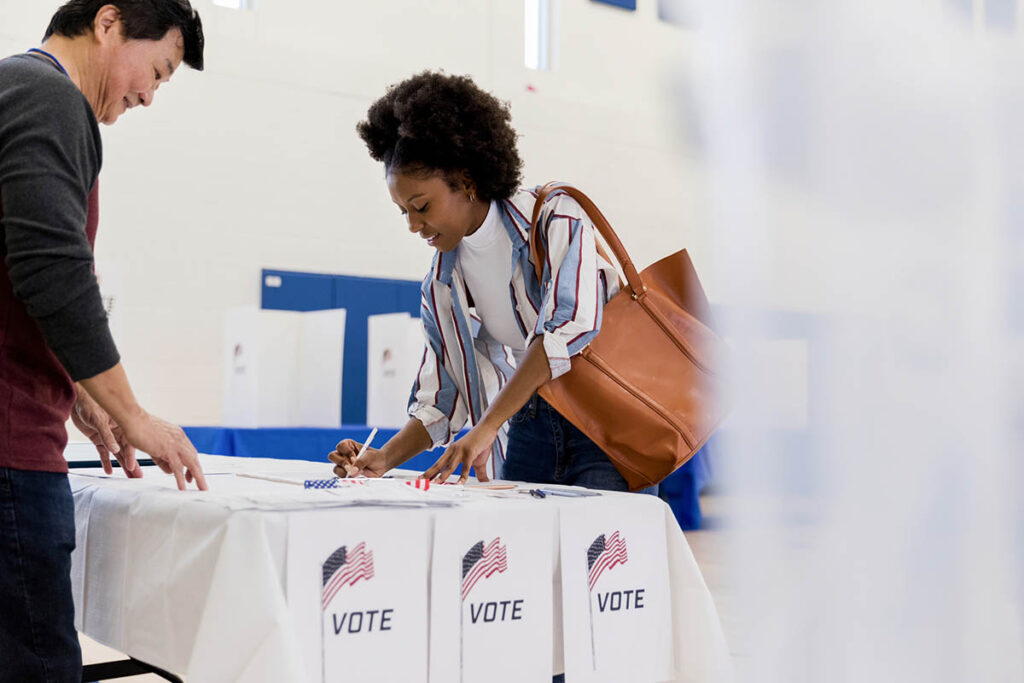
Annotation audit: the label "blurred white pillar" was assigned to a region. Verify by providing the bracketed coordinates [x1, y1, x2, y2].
[686, 1, 1024, 679]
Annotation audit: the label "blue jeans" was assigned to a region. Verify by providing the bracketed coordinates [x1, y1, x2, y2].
[0, 468, 81, 683]
[504, 395, 658, 494]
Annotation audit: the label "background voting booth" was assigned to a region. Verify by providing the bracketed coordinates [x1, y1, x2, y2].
[259, 270, 421, 426]
[222, 306, 347, 428]
[66, 453, 732, 683]
[366, 312, 426, 428]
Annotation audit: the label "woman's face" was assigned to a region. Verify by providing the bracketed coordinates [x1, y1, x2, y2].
[386, 170, 487, 253]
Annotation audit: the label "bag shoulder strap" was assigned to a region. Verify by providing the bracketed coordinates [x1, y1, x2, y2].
[529, 183, 646, 297]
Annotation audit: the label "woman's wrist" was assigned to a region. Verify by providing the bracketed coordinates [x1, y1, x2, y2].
[380, 424, 430, 469]
[478, 413, 505, 435]
[379, 443, 404, 470]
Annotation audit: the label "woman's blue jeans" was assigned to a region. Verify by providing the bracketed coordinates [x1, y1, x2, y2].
[0, 468, 81, 683]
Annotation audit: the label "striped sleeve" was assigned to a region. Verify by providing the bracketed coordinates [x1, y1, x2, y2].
[528, 192, 606, 380]
[407, 293, 470, 447]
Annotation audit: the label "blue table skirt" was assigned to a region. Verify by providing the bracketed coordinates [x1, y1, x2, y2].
[182, 426, 713, 530]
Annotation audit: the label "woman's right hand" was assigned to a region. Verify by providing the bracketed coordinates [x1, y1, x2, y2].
[329, 439, 391, 478]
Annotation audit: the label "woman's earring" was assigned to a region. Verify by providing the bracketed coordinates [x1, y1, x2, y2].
[468, 193, 477, 203]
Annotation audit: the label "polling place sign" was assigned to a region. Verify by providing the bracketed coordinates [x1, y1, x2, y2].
[560, 495, 673, 683]
[429, 503, 555, 683]
[287, 510, 430, 683]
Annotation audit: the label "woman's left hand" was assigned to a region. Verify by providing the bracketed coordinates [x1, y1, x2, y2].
[422, 423, 497, 484]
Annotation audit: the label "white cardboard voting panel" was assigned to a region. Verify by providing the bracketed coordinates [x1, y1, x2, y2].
[222, 306, 345, 427]
[560, 496, 673, 683]
[286, 510, 430, 683]
[366, 312, 424, 429]
[429, 503, 555, 683]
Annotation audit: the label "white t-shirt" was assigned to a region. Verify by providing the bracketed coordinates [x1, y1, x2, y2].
[457, 201, 528, 363]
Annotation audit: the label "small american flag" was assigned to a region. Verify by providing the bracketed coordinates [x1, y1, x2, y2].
[322, 542, 375, 609]
[461, 537, 508, 600]
[586, 531, 628, 591]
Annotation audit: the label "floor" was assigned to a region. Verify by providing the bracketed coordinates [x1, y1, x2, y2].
[80, 637, 163, 682]
[80, 494, 739, 682]
[682, 493, 743, 663]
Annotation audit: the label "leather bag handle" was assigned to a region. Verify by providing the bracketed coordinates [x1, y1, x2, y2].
[529, 183, 646, 297]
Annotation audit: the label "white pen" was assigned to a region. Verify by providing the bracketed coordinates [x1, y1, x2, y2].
[346, 427, 378, 477]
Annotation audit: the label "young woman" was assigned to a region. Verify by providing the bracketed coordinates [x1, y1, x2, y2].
[331, 71, 651, 494]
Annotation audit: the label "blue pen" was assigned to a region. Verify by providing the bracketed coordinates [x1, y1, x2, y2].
[525, 487, 601, 498]
[536, 488, 601, 498]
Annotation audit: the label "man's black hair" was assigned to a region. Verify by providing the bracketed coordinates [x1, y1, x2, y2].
[44, 0, 204, 71]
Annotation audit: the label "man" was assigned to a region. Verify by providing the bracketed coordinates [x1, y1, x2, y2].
[0, 2, 208, 680]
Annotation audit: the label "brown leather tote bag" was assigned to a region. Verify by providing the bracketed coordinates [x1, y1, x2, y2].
[530, 183, 727, 491]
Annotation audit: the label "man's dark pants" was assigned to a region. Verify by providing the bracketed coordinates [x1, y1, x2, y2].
[0, 468, 82, 682]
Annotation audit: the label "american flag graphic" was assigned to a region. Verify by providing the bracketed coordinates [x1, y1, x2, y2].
[586, 531, 628, 591]
[461, 537, 508, 600]
[321, 542, 375, 609]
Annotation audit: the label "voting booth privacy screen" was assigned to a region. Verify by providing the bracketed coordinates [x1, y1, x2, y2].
[222, 306, 346, 428]
[261, 270, 421, 426]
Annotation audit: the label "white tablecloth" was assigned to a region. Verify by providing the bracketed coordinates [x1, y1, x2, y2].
[69, 454, 731, 683]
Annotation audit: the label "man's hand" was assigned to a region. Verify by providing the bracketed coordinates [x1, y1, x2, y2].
[421, 423, 496, 484]
[329, 440, 391, 478]
[77, 364, 206, 491]
[120, 413, 208, 491]
[72, 387, 141, 477]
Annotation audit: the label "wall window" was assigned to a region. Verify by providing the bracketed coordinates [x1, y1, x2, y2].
[525, 0, 553, 70]
[212, 0, 254, 9]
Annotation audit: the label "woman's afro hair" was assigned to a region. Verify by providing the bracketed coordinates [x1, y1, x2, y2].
[357, 71, 523, 202]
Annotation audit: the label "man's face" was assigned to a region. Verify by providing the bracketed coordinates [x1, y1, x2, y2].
[95, 23, 184, 125]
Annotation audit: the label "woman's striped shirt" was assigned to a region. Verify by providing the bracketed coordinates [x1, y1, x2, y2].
[408, 184, 620, 478]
